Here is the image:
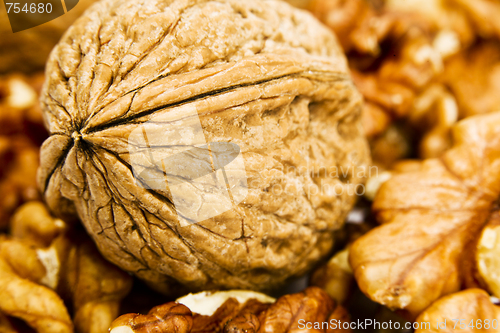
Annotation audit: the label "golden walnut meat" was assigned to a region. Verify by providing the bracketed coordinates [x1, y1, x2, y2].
[110, 287, 352, 333]
[39, 0, 369, 293]
[0, 201, 132, 333]
[350, 111, 500, 317]
[415, 289, 500, 333]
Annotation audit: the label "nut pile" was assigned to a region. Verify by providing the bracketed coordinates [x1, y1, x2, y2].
[0, 73, 47, 228]
[306, 0, 500, 325]
[309, 0, 500, 165]
[0, 201, 132, 333]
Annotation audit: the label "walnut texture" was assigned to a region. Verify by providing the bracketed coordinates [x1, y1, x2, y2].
[0, 74, 47, 228]
[0, 202, 132, 333]
[110, 287, 351, 333]
[350, 112, 500, 317]
[39, 0, 369, 293]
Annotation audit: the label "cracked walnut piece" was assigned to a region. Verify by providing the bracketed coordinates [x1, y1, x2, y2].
[0, 202, 132, 333]
[110, 287, 351, 333]
[39, 0, 369, 293]
[350, 111, 500, 318]
[415, 289, 500, 333]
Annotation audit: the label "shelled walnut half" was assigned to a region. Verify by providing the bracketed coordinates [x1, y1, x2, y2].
[110, 287, 351, 333]
[416, 289, 500, 333]
[350, 111, 500, 317]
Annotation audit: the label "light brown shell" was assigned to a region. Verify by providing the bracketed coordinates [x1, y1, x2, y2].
[39, 0, 369, 293]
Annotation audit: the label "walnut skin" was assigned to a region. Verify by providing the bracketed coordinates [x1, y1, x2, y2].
[0, 237, 73, 333]
[349, 112, 500, 318]
[110, 287, 351, 333]
[39, 0, 369, 293]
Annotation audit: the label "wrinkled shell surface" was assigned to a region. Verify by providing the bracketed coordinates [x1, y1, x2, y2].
[39, 0, 369, 292]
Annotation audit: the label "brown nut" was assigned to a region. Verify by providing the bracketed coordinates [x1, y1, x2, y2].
[476, 212, 500, 299]
[39, 0, 369, 293]
[350, 112, 500, 317]
[60, 238, 133, 333]
[360, 102, 392, 139]
[112, 287, 350, 333]
[0, 312, 17, 333]
[110, 302, 193, 333]
[415, 289, 500, 333]
[10, 201, 65, 247]
[257, 287, 336, 332]
[369, 124, 413, 169]
[443, 41, 500, 119]
[308, 0, 393, 55]
[176, 290, 274, 332]
[2, 201, 132, 333]
[450, 0, 500, 40]
[0, 238, 73, 333]
[310, 249, 354, 305]
[0, 74, 47, 228]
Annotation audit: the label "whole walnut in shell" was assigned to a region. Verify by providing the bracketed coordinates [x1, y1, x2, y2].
[39, 0, 369, 293]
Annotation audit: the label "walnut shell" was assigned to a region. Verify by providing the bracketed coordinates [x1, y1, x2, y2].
[39, 0, 369, 293]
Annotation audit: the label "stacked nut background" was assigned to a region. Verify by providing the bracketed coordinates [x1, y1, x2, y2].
[1, 0, 500, 332]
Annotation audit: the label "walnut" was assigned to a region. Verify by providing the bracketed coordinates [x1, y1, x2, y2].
[180, 290, 273, 332]
[0, 74, 47, 228]
[308, 0, 394, 56]
[349, 112, 500, 317]
[110, 302, 193, 333]
[310, 249, 353, 305]
[111, 287, 351, 333]
[442, 40, 500, 119]
[407, 83, 458, 159]
[308, 0, 495, 165]
[476, 212, 500, 299]
[0, 202, 132, 333]
[450, 0, 500, 40]
[0, 236, 74, 333]
[415, 289, 500, 333]
[360, 102, 391, 139]
[369, 124, 413, 169]
[39, 0, 369, 293]
[0, 312, 17, 333]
